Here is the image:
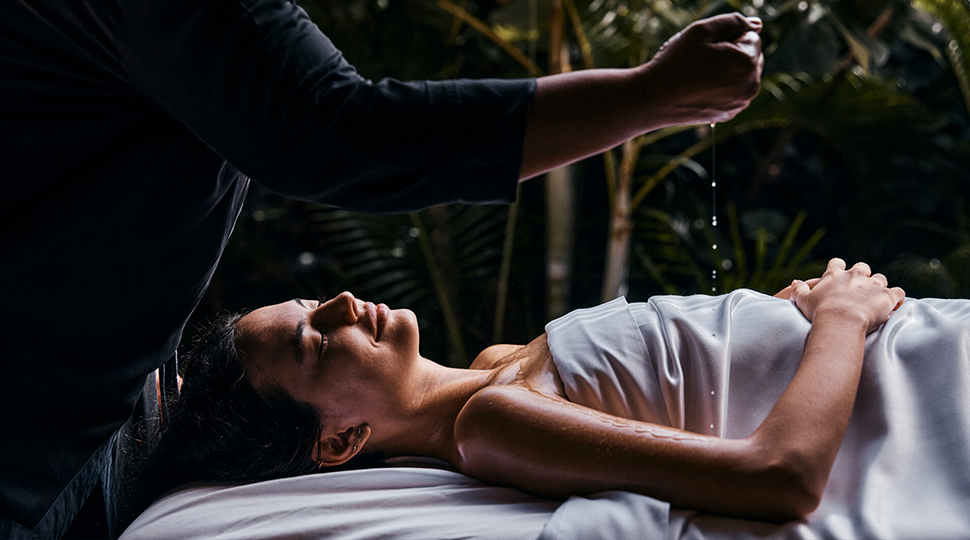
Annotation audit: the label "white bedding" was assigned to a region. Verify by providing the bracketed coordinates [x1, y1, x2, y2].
[119, 464, 670, 540]
[121, 293, 970, 540]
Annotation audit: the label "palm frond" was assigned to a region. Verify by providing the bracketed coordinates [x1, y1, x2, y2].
[911, 0, 970, 116]
[629, 199, 827, 297]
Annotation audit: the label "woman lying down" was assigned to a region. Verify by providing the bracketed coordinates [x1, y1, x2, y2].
[126, 258, 970, 533]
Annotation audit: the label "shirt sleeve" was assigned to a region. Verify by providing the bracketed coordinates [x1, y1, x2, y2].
[119, 0, 536, 212]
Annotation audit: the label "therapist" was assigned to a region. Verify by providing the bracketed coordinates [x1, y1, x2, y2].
[0, 0, 762, 536]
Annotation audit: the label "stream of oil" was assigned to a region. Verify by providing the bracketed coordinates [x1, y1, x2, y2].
[710, 123, 718, 294]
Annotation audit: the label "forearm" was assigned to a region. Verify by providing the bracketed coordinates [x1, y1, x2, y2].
[518, 14, 763, 180]
[749, 308, 869, 511]
[519, 67, 664, 180]
[458, 386, 818, 522]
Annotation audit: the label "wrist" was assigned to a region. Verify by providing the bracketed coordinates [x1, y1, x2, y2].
[810, 304, 870, 332]
[630, 62, 683, 130]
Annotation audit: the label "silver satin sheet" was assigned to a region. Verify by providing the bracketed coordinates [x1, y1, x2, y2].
[546, 290, 970, 539]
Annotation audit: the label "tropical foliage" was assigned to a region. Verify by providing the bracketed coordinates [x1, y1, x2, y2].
[191, 0, 970, 366]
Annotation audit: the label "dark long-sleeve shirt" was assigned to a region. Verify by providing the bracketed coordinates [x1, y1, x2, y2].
[0, 0, 535, 534]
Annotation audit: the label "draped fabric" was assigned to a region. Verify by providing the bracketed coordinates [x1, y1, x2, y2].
[546, 291, 970, 538]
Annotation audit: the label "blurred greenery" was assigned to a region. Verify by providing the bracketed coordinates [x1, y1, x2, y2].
[189, 0, 970, 367]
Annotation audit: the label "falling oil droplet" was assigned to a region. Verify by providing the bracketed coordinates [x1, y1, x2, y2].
[710, 391, 715, 395]
[710, 424, 715, 429]
[710, 123, 718, 295]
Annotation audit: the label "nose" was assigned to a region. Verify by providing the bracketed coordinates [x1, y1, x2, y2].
[333, 292, 360, 324]
[312, 292, 360, 328]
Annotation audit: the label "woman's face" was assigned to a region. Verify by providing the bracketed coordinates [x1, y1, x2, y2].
[235, 292, 421, 423]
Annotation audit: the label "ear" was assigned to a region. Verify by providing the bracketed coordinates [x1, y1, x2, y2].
[312, 425, 370, 467]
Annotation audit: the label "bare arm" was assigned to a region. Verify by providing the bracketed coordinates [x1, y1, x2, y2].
[519, 13, 764, 180]
[455, 259, 904, 521]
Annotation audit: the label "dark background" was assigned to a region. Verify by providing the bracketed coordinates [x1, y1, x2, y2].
[186, 0, 970, 367]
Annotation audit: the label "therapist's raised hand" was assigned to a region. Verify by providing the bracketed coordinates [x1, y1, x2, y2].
[637, 13, 764, 126]
[519, 13, 763, 180]
[790, 258, 906, 334]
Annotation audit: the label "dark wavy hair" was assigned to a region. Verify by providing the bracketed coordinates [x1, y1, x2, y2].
[121, 311, 374, 528]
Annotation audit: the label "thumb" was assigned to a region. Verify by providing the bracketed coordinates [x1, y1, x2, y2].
[697, 13, 761, 42]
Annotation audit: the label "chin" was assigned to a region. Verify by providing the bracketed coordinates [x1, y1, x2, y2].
[402, 309, 422, 354]
[385, 308, 420, 345]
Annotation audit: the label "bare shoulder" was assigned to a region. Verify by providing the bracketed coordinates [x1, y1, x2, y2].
[470, 334, 565, 397]
[453, 385, 557, 479]
[470, 344, 525, 369]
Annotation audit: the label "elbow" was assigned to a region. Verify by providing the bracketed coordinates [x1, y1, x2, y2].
[737, 436, 825, 522]
[756, 452, 825, 522]
[770, 468, 822, 521]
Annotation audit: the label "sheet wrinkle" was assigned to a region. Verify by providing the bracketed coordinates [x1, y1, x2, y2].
[548, 290, 970, 539]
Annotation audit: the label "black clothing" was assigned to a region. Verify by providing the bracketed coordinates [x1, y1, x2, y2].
[0, 0, 535, 535]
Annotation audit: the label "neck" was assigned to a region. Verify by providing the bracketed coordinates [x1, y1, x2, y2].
[367, 359, 494, 464]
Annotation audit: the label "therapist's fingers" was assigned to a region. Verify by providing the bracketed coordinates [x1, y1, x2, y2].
[699, 13, 761, 42]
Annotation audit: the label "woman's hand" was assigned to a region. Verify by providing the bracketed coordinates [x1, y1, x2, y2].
[636, 13, 764, 126]
[772, 277, 820, 300]
[790, 258, 905, 334]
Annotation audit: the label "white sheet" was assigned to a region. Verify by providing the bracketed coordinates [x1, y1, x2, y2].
[119, 464, 672, 540]
[121, 466, 558, 540]
[122, 293, 970, 540]
[547, 292, 970, 539]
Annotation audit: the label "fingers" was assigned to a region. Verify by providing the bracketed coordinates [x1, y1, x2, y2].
[697, 13, 762, 42]
[789, 279, 811, 303]
[825, 257, 847, 273]
[825, 258, 903, 305]
[849, 261, 872, 277]
[889, 287, 906, 310]
[734, 30, 761, 56]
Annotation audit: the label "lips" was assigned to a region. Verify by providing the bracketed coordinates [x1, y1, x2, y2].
[375, 303, 388, 341]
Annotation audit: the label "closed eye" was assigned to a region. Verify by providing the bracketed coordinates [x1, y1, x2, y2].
[318, 331, 329, 361]
[312, 296, 329, 361]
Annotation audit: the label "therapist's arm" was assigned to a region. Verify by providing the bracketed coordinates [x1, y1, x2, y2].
[519, 13, 764, 180]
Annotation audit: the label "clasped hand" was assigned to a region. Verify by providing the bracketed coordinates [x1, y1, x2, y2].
[790, 258, 906, 334]
[640, 13, 764, 126]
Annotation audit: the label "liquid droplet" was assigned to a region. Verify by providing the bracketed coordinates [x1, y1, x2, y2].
[710, 123, 718, 297]
[710, 424, 715, 429]
[710, 391, 715, 395]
